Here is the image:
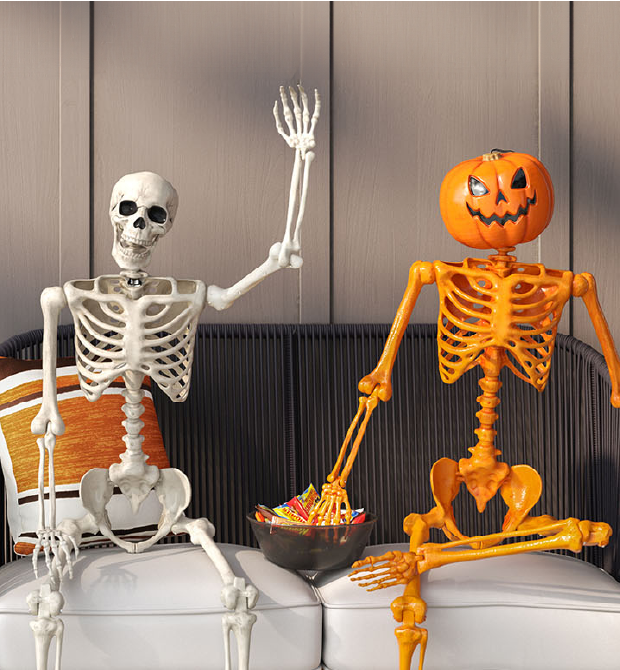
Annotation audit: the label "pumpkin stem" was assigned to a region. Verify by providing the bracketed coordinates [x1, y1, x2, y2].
[483, 149, 515, 161]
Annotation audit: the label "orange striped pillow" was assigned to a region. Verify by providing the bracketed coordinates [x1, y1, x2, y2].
[0, 357, 170, 555]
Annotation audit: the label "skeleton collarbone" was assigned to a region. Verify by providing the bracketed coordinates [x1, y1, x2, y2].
[64, 275, 206, 401]
[435, 258, 573, 388]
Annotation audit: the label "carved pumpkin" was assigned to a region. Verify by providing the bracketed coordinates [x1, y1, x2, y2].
[439, 150, 554, 250]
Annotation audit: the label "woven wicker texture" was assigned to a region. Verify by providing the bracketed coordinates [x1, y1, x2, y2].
[0, 324, 617, 579]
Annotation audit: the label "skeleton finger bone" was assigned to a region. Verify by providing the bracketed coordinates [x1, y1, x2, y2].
[309, 89, 321, 140]
[279, 85, 296, 138]
[300, 85, 310, 133]
[288, 85, 303, 134]
[273, 100, 290, 146]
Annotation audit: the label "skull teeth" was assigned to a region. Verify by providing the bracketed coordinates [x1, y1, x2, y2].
[119, 235, 153, 257]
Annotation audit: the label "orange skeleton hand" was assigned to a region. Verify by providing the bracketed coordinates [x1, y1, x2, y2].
[309, 389, 380, 525]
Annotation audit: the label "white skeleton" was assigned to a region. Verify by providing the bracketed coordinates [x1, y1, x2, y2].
[27, 85, 320, 670]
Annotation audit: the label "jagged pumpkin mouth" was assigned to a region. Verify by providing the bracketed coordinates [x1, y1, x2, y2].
[466, 192, 537, 227]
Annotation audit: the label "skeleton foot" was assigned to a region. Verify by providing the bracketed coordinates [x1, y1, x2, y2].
[350, 551, 419, 591]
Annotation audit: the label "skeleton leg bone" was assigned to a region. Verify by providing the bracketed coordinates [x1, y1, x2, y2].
[173, 515, 258, 670]
[28, 576, 65, 670]
[390, 578, 428, 670]
[416, 516, 612, 573]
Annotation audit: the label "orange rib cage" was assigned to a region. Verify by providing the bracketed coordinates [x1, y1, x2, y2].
[434, 258, 573, 391]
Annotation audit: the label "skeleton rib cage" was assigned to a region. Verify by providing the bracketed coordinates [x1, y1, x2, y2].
[434, 258, 573, 390]
[64, 275, 206, 403]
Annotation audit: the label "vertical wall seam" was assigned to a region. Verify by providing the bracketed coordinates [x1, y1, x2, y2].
[568, 1, 574, 336]
[298, 3, 305, 323]
[537, 1, 542, 265]
[89, 1, 95, 279]
[329, 0, 334, 324]
[58, 5, 63, 286]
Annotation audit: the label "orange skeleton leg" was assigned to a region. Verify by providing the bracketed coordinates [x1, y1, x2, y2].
[416, 516, 612, 573]
[574, 272, 620, 407]
[351, 547, 430, 669]
[393, 578, 428, 670]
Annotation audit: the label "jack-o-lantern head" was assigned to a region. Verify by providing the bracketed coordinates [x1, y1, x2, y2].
[439, 150, 554, 250]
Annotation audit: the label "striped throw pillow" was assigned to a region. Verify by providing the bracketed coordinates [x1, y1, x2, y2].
[0, 357, 170, 555]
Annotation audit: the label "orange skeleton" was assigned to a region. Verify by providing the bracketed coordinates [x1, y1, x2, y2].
[313, 150, 620, 669]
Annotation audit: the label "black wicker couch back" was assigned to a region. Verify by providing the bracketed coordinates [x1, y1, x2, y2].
[1, 324, 618, 578]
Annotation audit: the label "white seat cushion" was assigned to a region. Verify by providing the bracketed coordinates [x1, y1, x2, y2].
[314, 543, 620, 670]
[0, 543, 322, 670]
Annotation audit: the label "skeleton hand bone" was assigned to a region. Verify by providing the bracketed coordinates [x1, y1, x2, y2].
[273, 85, 320, 269]
[273, 85, 320, 160]
[32, 527, 79, 581]
[308, 480, 352, 525]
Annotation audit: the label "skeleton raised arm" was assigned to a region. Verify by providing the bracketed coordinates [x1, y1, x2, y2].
[207, 85, 321, 311]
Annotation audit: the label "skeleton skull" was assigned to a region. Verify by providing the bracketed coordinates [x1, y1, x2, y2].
[109, 172, 179, 271]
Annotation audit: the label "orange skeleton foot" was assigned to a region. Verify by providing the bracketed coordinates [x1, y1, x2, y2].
[350, 551, 419, 591]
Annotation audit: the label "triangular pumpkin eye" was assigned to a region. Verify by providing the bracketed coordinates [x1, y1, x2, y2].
[469, 176, 489, 196]
[511, 168, 527, 189]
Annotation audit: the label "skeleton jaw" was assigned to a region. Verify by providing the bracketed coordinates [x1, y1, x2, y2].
[112, 225, 158, 271]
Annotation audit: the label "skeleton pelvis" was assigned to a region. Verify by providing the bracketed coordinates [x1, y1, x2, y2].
[109, 460, 160, 514]
[80, 466, 191, 553]
[458, 454, 510, 512]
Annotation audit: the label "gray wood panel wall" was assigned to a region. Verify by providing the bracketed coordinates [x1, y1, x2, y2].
[0, 1, 618, 354]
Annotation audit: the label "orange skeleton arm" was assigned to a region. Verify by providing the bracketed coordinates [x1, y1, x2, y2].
[573, 272, 620, 407]
[310, 262, 436, 525]
[359, 261, 436, 400]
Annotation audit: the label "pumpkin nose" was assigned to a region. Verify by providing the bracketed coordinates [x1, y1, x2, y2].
[496, 190, 507, 204]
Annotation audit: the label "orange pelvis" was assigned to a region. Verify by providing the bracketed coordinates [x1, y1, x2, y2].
[458, 456, 510, 512]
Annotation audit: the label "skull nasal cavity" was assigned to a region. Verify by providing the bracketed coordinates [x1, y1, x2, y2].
[133, 217, 146, 230]
[496, 190, 507, 204]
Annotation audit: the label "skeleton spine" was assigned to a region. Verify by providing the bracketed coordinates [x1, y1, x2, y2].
[120, 378, 147, 466]
[471, 347, 503, 462]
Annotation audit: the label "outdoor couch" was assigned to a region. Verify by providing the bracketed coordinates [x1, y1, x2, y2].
[1, 323, 620, 669]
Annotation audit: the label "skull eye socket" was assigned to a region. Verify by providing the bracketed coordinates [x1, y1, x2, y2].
[147, 206, 167, 224]
[119, 200, 138, 216]
[511, 168, 527, 189]
[469, 176, 489, 197]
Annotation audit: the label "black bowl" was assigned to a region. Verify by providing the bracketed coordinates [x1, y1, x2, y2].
[247, 513, 377, 571]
